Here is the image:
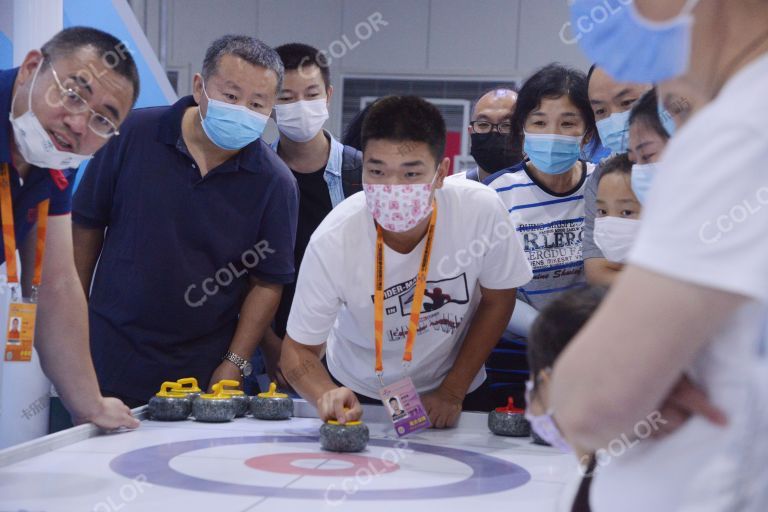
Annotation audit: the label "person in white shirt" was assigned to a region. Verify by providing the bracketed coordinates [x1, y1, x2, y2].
[280, 96, 532, 428]
[554, 1, 768, 510]
[485, 63, 598, 311]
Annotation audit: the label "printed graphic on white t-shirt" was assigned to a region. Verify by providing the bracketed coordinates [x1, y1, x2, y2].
[487, 162, 594, 310]
[377, 273, 469, 342]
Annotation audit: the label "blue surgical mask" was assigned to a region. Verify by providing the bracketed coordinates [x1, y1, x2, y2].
[569, 0, 701, 83]
[199, 81, 269, 150]
[657, 102, 676, 137]
[523, 132, 582, 175]
[631, 162, 659, 204]
[597, 110, 631, 155]
[524, 380, 572, 453]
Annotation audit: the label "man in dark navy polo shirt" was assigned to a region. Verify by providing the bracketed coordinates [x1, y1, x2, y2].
[1, 27, 140, 431]
[73, 35, 298, 406]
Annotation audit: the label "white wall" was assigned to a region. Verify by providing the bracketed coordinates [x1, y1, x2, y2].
[129, 0, 588, 135]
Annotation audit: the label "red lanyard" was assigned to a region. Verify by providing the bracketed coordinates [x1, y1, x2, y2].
[374, 202, 438, 384]
[0, 163, 49, 299]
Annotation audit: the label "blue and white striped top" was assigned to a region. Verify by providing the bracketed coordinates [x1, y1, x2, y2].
[485, 160, 595, 310]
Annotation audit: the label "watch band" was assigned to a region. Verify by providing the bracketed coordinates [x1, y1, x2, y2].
[224, 351, 249, 371]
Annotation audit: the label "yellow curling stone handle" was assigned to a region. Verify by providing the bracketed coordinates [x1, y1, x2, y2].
[212, 379, 244, 396]
[257, 382, 288, 399]
[155, 381, 186, 398]
[326, 407, 362, 426]
[176, 377, 201, 393]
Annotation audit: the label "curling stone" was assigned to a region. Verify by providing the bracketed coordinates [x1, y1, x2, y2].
[212, 379, 249, 418]
[320, 419, 369, 453]
[192, 390, 236, 423]
[488, 397, 531, 437]
[176, 377, 203, 402]
[147, 381, 192, 421]
[250, 382, 293, 420]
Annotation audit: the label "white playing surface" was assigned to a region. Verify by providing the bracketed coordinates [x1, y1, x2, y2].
[0, 407, 582, 511]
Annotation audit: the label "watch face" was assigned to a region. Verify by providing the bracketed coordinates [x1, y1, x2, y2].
[242, 362, 253, 377]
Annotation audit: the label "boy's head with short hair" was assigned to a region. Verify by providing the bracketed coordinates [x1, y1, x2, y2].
[360, 96, 450, 193]
[362, 96, 446, 164]
[275, 42, 330, 91]
[528, 286, 607, 377]
[526, 286, 606, 413]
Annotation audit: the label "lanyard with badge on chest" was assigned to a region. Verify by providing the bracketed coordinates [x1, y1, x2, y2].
[0, 163, 49, 362]
[374, 201, 437, 436]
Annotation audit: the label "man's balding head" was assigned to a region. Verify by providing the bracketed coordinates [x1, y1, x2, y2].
[472, 88, 517, 121]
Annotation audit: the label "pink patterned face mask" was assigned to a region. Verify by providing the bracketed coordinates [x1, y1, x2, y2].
[364, 175, 437, 232]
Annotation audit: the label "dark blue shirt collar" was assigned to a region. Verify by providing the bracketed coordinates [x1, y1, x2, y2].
[0, 67, 20, 166]
[158, 95, 266, 175]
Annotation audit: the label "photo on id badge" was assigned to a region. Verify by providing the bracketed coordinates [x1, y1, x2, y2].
[6, 316, 21, 344]
[388, 395, 407, 421]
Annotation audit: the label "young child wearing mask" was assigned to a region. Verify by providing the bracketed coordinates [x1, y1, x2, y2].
[593, 154, 642, 264]
[525, 285, 606, 512]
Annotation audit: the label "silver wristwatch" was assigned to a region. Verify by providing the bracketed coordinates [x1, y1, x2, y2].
[224, 351, 253, 377]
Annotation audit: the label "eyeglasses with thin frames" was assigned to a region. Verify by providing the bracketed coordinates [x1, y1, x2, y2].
[48, 63, 120, 138]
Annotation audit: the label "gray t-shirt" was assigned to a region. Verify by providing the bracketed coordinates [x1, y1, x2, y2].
[582, 162, 606, 260]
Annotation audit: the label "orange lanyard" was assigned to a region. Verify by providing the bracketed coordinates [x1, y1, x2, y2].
[0, 163, 49, 299]
[374, 201, 438, 384]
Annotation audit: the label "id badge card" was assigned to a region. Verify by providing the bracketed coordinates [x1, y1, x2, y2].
[379, 376, 431, 437]
[4, 300, 37, 362]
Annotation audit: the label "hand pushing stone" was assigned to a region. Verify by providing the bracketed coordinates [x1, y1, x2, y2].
[212, 379, 249, 417]
[250, 382, 293, 420]
[488, 397, 531, 437]
[192, 389, 236, 423]
[147, 381, 192, 421]
[320, 408, 369, 452]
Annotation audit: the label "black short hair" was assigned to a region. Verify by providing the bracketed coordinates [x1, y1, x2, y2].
[629, 88, 671, 140]
[40, 26, 140, 105]
[511, 63, 596, 144]
[361, 96, 446, 163]
[598, 152, 633, 183]
[389, 397, 398, 404]
[202, 35, 283, 92]
[275, 43, 330, 90]
[527, 286, 606, 378]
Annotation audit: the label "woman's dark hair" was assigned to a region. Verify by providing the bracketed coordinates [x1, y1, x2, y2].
[511, 63, 597, 146]
[597, 152, 633, 183]
[629, 88, 671, 140]
[527, 286, 607, 377]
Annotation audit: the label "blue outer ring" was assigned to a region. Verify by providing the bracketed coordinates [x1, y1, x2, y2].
[110, 435, 531, 500]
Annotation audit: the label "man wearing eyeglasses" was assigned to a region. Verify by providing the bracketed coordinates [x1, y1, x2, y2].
[1, 26, 140, 433]
[460, 88, 522, 183]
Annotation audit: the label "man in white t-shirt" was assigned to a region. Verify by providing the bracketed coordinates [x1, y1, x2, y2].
[554, 1, 768, 511]
[281, 96, 532, 428]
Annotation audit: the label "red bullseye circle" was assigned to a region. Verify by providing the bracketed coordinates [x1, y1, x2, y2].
[245, 452, 400, 477]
